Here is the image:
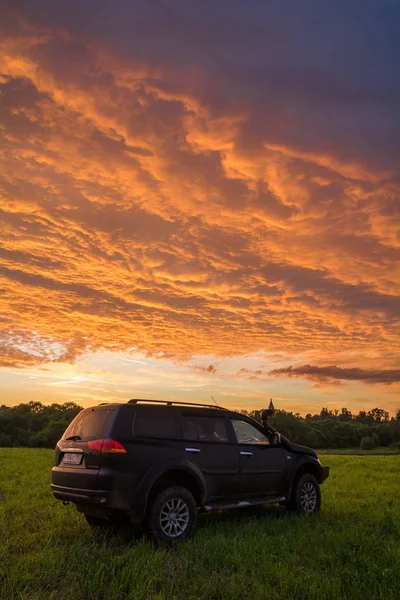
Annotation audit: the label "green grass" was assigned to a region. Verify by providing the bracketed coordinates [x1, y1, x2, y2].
[0, 449, 399, 600]
[319, 448, 400, 455]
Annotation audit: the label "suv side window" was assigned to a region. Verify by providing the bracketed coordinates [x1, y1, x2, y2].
[183, 416, 229, 443]
[134, 412, 178, 439]
[231, 420, 270, 445]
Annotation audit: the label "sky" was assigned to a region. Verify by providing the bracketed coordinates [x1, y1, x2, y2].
[0, 1, 399, 415]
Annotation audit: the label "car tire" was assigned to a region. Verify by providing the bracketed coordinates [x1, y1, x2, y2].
[148, 486, 198, 544]
[287, 473, 321, 514]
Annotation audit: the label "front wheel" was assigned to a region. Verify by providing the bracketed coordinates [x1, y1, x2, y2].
[287, 473, 321, 514]
[148, 486, 198, 543]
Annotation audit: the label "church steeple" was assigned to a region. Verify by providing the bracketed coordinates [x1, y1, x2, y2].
[268, 399, 275, 413]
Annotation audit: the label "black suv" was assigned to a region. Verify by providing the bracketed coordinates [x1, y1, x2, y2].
[51, 400, 329, 542]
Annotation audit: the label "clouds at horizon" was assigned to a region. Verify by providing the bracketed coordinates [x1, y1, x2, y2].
[0, 1, 399, 404]
[269, 364, 400, 386]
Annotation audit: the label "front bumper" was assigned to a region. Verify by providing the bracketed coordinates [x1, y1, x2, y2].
[320, 465, 329, 483]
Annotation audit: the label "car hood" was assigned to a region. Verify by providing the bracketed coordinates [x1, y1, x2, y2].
[281, 437, 318, 458]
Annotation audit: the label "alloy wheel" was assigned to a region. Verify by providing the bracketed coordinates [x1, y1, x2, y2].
[300, 482, 317, 512]
[159, 497, 190, 538]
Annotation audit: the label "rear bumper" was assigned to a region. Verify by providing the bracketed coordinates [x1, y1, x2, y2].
[51, 467, 139, 514]
[320, 465, 329, 483]
[51, 484, 109, 505]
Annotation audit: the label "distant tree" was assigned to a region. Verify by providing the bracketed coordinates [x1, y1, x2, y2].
[0, 432, 12, 447]
[338, 408, 353, 422]
[26, 401, 45, 414]
[360, 436, 377, 450]
[355, 410, 368, 424]
[319, 407, 331, 420]
[368, 408, 389, 424]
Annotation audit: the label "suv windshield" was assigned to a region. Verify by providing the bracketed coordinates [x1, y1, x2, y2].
[62, 408, 113, 441]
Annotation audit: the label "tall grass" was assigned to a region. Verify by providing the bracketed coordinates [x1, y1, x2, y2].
[0, 449, 399, 600]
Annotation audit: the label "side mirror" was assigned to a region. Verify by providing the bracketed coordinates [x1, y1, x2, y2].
[272, 432, 281, 446]
[261, 408, 273, 428]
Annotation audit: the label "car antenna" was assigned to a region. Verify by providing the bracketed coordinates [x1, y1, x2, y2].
[211, 396, 218, 407]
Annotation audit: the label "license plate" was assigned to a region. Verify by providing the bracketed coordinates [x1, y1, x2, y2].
[61, 453, 82, 465]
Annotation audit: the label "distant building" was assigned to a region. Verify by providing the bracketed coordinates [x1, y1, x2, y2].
[261, 399, 275, 425]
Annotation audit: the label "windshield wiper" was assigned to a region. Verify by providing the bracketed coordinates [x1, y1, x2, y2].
[65, 435, 82, 441]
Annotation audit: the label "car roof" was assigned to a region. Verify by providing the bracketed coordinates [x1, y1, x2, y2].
[92, 400, 245, 420]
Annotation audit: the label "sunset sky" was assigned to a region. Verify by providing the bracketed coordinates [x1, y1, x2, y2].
[1, 1, 399, 415]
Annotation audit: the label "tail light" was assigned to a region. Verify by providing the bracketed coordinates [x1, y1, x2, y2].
[87, 438, 127, 453]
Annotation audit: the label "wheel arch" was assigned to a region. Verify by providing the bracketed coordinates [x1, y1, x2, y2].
[288, 459, 323, 501]
[146, 469, 203, 513]
[131, 460, 205, 522]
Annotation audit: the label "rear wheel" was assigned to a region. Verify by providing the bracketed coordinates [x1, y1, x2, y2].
[287, 473, 321, 514]
[148, 486, 197, 543]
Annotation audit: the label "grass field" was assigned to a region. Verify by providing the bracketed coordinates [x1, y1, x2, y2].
[1, 449, 399, 600]
[318, 448, 400, 455]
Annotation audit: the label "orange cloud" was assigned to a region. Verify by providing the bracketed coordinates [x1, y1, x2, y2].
[0, 8, 399, 409]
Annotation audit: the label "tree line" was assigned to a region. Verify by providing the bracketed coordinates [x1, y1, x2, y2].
[0, 401, 82, 449]
[241, 406, 400, 450]
[0, 401, 399, 450]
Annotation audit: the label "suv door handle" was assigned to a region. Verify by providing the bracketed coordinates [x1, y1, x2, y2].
[240, 451, 253, 456]
[185, 447, 201, 453]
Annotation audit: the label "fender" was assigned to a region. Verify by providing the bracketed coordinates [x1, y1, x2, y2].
[286, 454, 323, 500]
[183, 459, 208, 500]
[130, 457, 206, 522]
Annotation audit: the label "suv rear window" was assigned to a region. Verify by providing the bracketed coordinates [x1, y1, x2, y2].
[183, 416, 229, 443]
[62, 408, 113, 441]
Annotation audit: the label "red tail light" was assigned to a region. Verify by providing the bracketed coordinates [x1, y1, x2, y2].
[87, 438, 127, 453]
[87, 439, 103, 452]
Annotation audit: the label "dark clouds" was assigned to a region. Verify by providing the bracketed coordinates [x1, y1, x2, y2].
[269, 364, 400, 385]
[10, 0, 400, 170]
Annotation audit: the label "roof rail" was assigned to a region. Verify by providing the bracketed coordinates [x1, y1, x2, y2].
[127, 398, 225, 410]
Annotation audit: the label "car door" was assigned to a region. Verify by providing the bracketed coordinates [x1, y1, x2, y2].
[181, 414, 240, 501]
[231, 418, 286, 497]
